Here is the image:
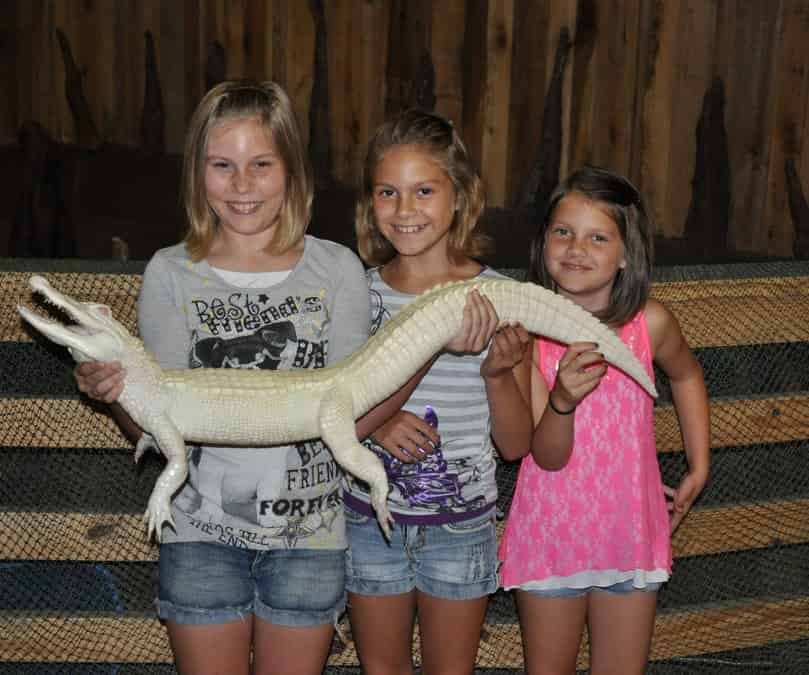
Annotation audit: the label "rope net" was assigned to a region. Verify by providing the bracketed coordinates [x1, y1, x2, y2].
[1, 263, 808, 673]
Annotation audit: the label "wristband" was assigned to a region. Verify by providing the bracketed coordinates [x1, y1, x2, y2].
[548, 395, 576, 416]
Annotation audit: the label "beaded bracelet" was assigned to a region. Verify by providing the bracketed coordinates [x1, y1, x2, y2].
[548, 395, 576, 416]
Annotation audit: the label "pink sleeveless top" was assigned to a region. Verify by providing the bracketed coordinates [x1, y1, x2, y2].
[499, 311, 671, 591]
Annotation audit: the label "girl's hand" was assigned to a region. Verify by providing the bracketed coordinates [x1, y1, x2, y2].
[481, 323, 531, 380]
[549, 342, 606, 412]
[74, 361, 126, 404]
[445, 290, 499, 354]
[369, 411, 441, 463]
[664, 471, 707, 532]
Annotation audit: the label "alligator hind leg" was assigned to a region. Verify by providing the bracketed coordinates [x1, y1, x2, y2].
[319, 386, 394, 539]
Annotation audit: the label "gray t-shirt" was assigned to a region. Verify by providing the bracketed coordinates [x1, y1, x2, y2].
[343, 266, 505, 525]
[138, 235, 371, 550]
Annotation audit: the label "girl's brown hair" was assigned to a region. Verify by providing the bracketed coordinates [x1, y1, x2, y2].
[527, 165, 655, 326]
[182, 80, 313, 261]
[355, 109, 490, 266]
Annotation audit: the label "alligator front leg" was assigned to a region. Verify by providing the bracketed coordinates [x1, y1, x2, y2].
[319, 385, 394, 539]
[141, 417, 187, 542]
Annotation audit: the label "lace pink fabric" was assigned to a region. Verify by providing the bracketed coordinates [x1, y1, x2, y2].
[499, 311, 672, 590]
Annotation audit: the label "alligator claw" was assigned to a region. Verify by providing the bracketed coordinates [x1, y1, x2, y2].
[134, 433, 157, 463]
[371, 487, 394, 540]
[144, 496, 174, 543]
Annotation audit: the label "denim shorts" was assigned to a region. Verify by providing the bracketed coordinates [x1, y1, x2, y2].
[156, 541, 346, 626]
[344, 506, 499, 600]
[524, 578, 663, 598]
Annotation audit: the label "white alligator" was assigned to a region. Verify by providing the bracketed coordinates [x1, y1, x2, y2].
[18, 274, 657, 541]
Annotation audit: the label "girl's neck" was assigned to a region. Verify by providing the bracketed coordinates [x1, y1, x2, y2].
[207, 230, 304, 272]
[381, 253, 483, 294]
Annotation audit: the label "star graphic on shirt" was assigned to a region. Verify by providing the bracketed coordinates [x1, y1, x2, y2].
[275, 516, 317, 548]
[258, 293, 269, 303]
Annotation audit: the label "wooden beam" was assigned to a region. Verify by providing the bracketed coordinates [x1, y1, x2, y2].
[763, 1, 809, 258]
[9, 496, 809, 563]
[430, 0, 466, 127]
[0, 398, 130, 449]
[0, 512, 156, 562]
[637, 0, 679, 237]
[655, 393, 809, 452]
[3, 597, 808, 666]
[669, 497, 809, 557]
[478, 0, 514, 207]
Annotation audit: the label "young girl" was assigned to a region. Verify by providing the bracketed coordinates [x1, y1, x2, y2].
[499, 166, 710, 674]
[343, 109, 533, 674]
[74, 80, 385, 675]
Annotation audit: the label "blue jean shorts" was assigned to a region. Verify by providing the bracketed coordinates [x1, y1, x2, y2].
[344, 506, 499, 600]
[156, 541, 346, 626]
[524, 578, 663, 598]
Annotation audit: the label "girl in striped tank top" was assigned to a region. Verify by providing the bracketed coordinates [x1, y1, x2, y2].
[499, 166, 710, 674]
[343, 109, 533, 674]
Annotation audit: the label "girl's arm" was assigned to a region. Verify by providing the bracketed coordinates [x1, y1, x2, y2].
[483, 324, 533, 461]
[529, 341, 606, 469]
[74, 362, 143, 444]
[355, 359, 439, 462]
[646, 299, 710, 532]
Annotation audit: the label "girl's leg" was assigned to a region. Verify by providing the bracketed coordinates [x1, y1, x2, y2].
[348, 590, 418, 675]
[252, 546, 346, 675]
[416, 591, 488, 675]
[586, 589, 657, 675]
[166, 619, 253, 675]
[157, 542, 257, 675]
[410, 512, 499, 674]
[515, 590, 587, 675]
[252, 619, 335, 675]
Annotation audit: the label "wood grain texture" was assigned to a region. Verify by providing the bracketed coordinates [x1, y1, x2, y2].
[7, 0, 809, 261]
[8, 494, 808, 562]
[2, 597, 808, 665]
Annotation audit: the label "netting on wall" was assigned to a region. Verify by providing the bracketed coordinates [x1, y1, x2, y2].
[1, 260, 808, 674]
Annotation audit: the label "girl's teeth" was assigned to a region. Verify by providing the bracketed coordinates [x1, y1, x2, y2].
[397, 224, 423, 233]
[229, 202, 262, 214]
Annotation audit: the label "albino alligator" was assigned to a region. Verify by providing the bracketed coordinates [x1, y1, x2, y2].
[18, 274, 657, 541]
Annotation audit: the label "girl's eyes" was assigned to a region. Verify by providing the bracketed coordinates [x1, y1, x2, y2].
[549, 226, 610, 242]
[374, 187, 435, 198]
[208, 159, 275, 170]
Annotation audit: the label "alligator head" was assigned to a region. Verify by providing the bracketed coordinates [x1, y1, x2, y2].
[18, 275, 134, 363]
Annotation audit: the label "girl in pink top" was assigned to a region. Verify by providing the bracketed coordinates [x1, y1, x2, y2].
[498, 166, 710, 674]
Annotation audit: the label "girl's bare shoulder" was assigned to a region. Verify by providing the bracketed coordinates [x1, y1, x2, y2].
[644, 296, 680, 342]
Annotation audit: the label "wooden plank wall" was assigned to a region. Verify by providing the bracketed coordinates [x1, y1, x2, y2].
[4, 0, 809, 258]
[1, 260, 808, 672]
